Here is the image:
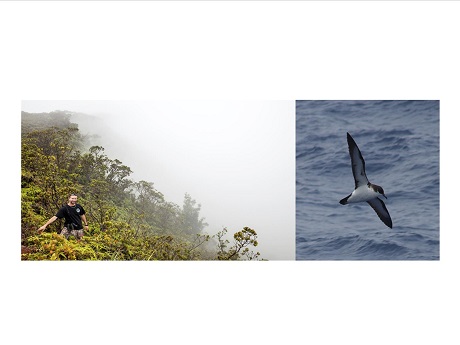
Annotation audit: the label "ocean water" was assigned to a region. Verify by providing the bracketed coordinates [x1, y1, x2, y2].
[296, 100, 440, 260]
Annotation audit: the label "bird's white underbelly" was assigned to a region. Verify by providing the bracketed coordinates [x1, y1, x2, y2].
[347, 186, 379, 203]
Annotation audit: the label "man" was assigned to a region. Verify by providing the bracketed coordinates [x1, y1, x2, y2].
[38, 194, 89, 240]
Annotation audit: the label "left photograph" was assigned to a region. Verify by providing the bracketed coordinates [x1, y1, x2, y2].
[21, 101, 295, 260]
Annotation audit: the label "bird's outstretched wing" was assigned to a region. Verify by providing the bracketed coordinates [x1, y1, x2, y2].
[367, 198, 393, 228]
[347, 132, 369, 188]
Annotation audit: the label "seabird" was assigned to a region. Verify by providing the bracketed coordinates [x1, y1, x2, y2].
[339, 132, 393, 228]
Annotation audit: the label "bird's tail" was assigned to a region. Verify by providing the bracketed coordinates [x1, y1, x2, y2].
[339, 194, 351, 205]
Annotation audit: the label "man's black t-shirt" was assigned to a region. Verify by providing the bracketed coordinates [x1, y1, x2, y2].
[55, 204, 86, 230]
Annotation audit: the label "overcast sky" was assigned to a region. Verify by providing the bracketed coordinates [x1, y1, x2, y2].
[22, 100, 295, 260]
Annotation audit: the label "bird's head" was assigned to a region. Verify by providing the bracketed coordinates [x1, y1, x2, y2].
[376, 186, 387, 199]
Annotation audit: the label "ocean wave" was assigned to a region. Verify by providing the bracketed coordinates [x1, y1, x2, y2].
[355, 239, 409, 258]
[296, 234, 411, 260]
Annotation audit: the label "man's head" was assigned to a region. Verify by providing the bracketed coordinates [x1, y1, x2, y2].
[68, 194, 78, 206]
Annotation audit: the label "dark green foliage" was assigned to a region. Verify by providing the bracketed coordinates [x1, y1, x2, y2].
[21, 111, 263, 260]
[22, 229, 206, 261]
[21, 111, 78, 134]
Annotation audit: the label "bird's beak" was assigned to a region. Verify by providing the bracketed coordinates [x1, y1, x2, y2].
[383, 194, 387, 199]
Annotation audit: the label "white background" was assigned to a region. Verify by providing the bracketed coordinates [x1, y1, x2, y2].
[1, 1, 458, 345]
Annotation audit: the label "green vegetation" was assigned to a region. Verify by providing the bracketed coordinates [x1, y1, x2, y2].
[21, 111, 263, 260]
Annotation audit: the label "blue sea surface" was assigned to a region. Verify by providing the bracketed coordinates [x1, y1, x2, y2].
[296, 100, 439, 260]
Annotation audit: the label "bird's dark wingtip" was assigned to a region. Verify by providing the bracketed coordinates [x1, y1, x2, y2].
[346, 132, 356, 147]
[382, 214, 393, 229]
[380, 216, 393, 229]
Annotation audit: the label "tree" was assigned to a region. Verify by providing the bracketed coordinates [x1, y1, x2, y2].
[21, 127, 83, 227]
[216, 227, 261, 261]
[181, 193, 208, 235]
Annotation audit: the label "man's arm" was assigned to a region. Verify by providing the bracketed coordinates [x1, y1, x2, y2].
[81, 214, 89, 230]
[38, 216, 58, 233]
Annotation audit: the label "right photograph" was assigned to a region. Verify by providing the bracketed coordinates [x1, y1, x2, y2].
[296, 100, 440, 260]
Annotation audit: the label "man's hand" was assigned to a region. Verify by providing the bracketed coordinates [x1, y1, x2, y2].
[37, 226, 46, 233]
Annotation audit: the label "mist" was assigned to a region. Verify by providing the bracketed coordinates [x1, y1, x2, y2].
[22, 100, 295, 260]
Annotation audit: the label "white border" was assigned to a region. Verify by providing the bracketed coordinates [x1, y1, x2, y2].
[2, 1, 458, 344]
